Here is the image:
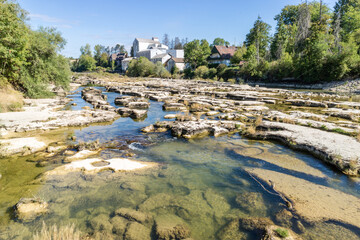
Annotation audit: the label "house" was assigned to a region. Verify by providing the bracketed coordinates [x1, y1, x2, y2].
[165, 57, 185, 72]
[151, 53, 171, 64]
[132, 37, 185, 68]
[133, 37, 168, 58]
[208, 45, 237, 66]
[109, 52, 127, 66]
[121, 57, 134, 72]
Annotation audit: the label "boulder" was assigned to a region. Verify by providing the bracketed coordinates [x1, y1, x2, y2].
[15, 198, 49, 222]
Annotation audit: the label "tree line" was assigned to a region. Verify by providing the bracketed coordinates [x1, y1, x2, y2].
[183, 0, 360, 83]
[0, 0, 71, 98]
[71, 43, 127, 72]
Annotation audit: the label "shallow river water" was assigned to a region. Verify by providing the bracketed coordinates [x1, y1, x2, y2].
[0, 88, 359, 239]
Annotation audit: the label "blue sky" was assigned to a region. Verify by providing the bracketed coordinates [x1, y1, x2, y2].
[18, 0, 338, 58]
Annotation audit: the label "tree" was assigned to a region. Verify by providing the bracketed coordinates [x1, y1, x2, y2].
[99, 52, 109, 67]
[184, 39, 211, 69]
[231, 45, 247, 64]
[334, 0, 360, 40]
[0, 0, 28, 86]
[271, 5, 299, 59]
[245, 16, 271, 63]
[77, 54, 96, 72]
[295, 3, 311, 55]
[163, 34, 170, 46]
[80, 44, 92, 56]
[0, 1, 71, 97]
[94, 44, 105, 65]
[212, 38, 230, 46]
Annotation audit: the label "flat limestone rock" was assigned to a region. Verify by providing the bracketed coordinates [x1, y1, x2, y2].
[0, 137, 47, 157]
[15, 198, 49, 222]
[64, 150, 99, 162]
[257, 121, 360, 176]
[246, 168, 360, 228]
[44, 158, 156, 176]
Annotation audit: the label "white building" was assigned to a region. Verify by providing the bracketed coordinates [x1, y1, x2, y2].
[165, 57, 185, 72]
[133, 37, 168, 57]
[132, 37, 185, 68]
[121, 57, 134, 72]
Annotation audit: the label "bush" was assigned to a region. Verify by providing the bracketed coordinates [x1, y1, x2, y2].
[208, 68, 217, 79]
[127, 57, 155, 77]
[216, 64, 227, 78]
[76, 55, 96, 72]
[194, 66, 209, 79]
[126, 57, 171, 78]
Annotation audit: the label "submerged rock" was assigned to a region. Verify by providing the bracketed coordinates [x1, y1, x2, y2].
[235, 192, 267, 215]
[110, 216, 128, 235]
[155, 214, 191, 240]
[262, 225, 302, 240]
[114, 208, 151, 224]
[217, 219, 247, 240]
[124, 222, 151, 240]
[15, 198, 49, 222]
[89, 214, 113, 233]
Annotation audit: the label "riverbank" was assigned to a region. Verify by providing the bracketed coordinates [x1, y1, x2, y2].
[0, 74, 359, 239]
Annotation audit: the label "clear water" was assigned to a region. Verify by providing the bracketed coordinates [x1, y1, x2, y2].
[0, 87, 359, 240]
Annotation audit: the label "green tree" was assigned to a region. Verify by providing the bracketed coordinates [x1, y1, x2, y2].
[334, 0, 360, 40]
[94, 44, 105, 65]
[127, 57, 155, 77]
[77, 55, 96, 72]
[80, 44, 92, 56]
[99, 52, 109, 67]
[212, 38, 230, 46]
[0, 0, 28, 86]
[245, 16, 271, 63]
[184, 39, 211, 69]
[231, 45, 247, 64]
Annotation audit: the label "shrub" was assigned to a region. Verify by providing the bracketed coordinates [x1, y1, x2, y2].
[274, 228, 289, 238]
[127, 57, 155, 77]
[207, 68, 217, 79]
[194, 66, 209, 79]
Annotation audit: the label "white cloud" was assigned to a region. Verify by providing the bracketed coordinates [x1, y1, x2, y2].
[29, 13, 63, 23]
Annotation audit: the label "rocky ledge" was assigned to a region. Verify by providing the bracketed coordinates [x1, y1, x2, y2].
[254, 121, 360, 176]
[143, 119, 244, 138]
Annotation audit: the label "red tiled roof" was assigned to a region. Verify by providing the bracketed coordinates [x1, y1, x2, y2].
[212, 45, 237, 59]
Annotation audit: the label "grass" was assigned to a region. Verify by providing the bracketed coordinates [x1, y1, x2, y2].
[357, 132, 360, 142]
[255, 115, 263, 126]
[274, 228, 289, 238]
[0, 85, 23, 113]
[282, 118, 295, 124]
[33, 222, 82, 240]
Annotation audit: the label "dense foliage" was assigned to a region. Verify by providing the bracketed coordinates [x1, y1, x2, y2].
[184, 0, 360, 83]
[0, 0, 71, 97]
[72, 43, 127, 72]
[126, 57, 171, 78]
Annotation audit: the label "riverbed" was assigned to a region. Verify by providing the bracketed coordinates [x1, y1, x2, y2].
[0, 83, 359, 240]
